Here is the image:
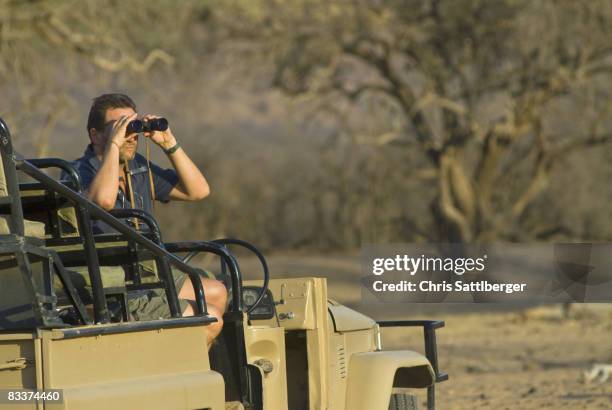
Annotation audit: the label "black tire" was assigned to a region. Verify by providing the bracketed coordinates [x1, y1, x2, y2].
[388, 393, 419, 410]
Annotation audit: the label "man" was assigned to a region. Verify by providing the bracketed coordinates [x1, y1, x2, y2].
[71, 93, 226, 345]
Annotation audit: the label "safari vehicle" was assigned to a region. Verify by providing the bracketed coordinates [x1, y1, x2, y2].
[0, 117, 447, 410]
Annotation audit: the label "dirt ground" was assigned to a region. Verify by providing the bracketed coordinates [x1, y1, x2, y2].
[228, 252, 612, 409]
[408, 307, 612, 409]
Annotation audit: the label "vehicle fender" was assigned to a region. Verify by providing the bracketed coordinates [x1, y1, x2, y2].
[344, 350, 434, 410]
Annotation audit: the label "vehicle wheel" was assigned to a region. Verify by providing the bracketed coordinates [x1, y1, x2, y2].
[388, 393, 419, 410]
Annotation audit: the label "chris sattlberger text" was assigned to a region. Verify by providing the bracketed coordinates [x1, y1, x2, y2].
[372, 280, 527, 294]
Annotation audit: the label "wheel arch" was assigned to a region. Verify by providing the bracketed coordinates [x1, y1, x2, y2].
[344, 351, 434, 410]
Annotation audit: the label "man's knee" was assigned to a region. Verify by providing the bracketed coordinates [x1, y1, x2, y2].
[203, 278, 227, 308]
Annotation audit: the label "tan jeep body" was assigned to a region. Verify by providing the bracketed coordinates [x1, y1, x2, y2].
[1, 278, 435, 410]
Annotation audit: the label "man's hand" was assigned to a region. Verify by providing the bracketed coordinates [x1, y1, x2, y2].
[142, 114, 177, 150]
[89, 112, 138, 210]
[107, 113, 138, 150]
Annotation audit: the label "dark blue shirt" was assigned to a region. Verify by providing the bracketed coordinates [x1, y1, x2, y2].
[65, 144, 179, 233]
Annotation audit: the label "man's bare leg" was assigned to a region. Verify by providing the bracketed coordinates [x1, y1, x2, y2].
[179, 278, 227, 347]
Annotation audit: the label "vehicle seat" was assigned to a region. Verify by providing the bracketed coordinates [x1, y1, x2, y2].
[0, 154, 46, 238]
[0, 216, 45, 238]
[53, 265, 126, 305]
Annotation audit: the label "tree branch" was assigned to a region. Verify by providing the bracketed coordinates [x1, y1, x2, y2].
[438, 151, 473, 241]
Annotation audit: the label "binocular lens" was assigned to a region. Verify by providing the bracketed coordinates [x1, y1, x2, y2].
[126, 118, 169, 134]
[148, 118, 169, 132]
[126, 120, 143, 134]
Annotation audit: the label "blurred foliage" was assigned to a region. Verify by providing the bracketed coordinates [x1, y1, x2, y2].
[0, 0, 206, 135]
[205, 0, 612, 243]
[1, 0, 612, 249]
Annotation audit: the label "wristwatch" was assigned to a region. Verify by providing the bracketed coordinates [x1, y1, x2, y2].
[164, 142, 180, 155]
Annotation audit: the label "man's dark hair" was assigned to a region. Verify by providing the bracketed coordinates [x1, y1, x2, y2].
[87, 93, 137, 132]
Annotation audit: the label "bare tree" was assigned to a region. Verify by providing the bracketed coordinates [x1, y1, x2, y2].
[209, 0, 612, 242]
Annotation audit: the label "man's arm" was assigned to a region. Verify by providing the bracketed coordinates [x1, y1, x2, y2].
[87, 114, 136, 209]
[143, 115, 209, 202]
[166, 146, 210, 201]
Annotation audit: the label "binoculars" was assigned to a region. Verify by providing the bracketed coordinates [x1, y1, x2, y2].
[126, 117, 169, 134]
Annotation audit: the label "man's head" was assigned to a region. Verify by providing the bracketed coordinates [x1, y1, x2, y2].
[87, 93, 139, 161]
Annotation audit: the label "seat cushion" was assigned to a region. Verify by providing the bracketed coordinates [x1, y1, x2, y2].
[0, 216, 46, 238]
[57, 205, 79, 237]
[54, 265, 127, 306]
[0, 154, 8, 197]
[63, 265, 127, 289]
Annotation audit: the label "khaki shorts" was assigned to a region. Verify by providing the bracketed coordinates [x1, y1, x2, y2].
[60, 263, 214, 322]
[128, 267, 191, 321]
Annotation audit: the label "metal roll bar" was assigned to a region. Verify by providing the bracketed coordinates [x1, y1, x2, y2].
[26, 158, 83, 193]
[164, 241, 245, 313]
[15, 156, 230, 322]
